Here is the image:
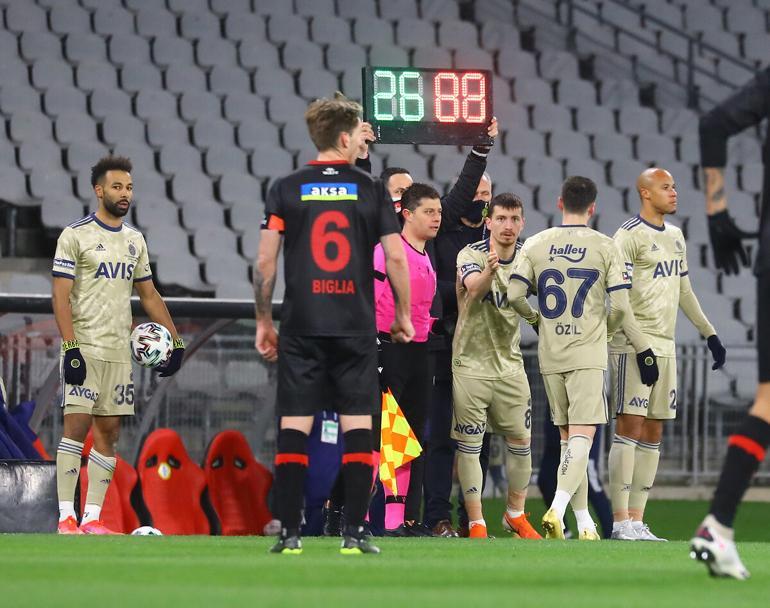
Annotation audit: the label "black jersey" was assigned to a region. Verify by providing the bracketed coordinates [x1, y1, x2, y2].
[263, 160, 400, 337]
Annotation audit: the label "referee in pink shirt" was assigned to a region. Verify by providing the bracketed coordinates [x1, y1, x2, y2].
[373, 183, 442, 536]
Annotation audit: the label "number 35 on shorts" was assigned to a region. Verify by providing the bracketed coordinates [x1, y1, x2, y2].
[113, 383, 134, 406]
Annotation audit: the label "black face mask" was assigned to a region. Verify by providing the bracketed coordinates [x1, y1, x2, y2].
[462, 199, 487, 224]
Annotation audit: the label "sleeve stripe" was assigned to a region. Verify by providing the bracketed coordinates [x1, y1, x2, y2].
[461, 269, 481, 287]
[607, 284, 631, 292]
[52, 271, 74, 280]
[265, 215, 285, 231]
[681, 270, 688, 277]
[509, 273, 532, 288]
[373, 270, 387, 282]
[134, 275, 153, 283]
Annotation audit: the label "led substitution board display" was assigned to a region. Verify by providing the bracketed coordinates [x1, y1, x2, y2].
[362, 67, 493, 145]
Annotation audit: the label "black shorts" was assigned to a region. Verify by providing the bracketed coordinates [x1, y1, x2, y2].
[376, 333, 433, 441]
[758, 273, 770, 383]
[277, 334, 379, 416]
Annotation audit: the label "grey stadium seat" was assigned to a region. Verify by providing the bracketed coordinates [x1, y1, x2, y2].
[92, 5, 136, 36]
[437, 20, 478, 50]
[336, 0, 377, 18]
[4, 3, 48, 33]
[396, 19, 436, 48]
[504, 127, 546, 158]
[479, 21, 520, 51]
[101, 114, 146, 146]
[181, 200, 226, 231]
[155, 254, 210, 292]
[49, 3, 92, 35]
[565, 158, 607, 185]
[135, 7, 178, 38]
[369, 45, 410, 67]
[531, 103, 573, 131]
[660, 107, 699, 137]
[204, 253, 250, 288]
[204, 145, 249, 176]
[609, 159, 649, 188]
[211, 0, 251, 16]
[9, 111, 52, 143]
[133, 199, 179, 231]
[108, 34, 153, 68]
[599, 79, 640, 108]
[54, 112, 98, 145]
[30, 170, 74, 200]
[192, 225, 239, 258]
[228, 199, 262, 230]
[219, 172, 263, 208]
[196, 39, 239, 69]
[513, 78, 554, 104]
[192, 118, 236, 149]
[325, 43, 366, 73]
[497, 47, 539, 79]
[42, 197, 86, 231]
[295, 0, 336, 16]
[146, 117, 191, 147]
[89, 89, 132, 120]
[180, 91, 222, 122]
[224, 13, 267, 42]
[165, 65, 209, 93]
[353, 17, 394, 45]
[145, 225, 191, 259]
[153, 38, 196, 69]
[0, 86, 41, 115]
[135, 89, 179, 120]
[179, 12, 221, 40]
[0, 58, 31, 86]
[19, 32, 62, 63]
[555, 78, 597, 106]
[411, 47, 453, 69]
[223, 93, 267, 123]
[239, 39, 281, 70]
[617, 106, 659, 136]
[254, 0, 295, 15]
[170, 170, 215, 204]
[209, 66, 252, 95]
[267, 96, 311, 126]
[576, 105, 616, 135]
[380, 0, 419, 19]
[422, 0, 460, 20]
[254, 67, 296, 98]
[251, 144, 294, 180]
[66, 141, 110, 173]
[283, 40, 325, 72]
[18, 139, 61, 172]
[593, 132, 634, 162]
[310, 15, 351, 45]
[548, 130, 591, 160]
[76, 61, 120, 92]
[297, 69, 339, 101]
[31, 60, 76, 90]
[268, 14, 309, 43]
[43, 86, 88, 117]
[635, 133, 677, 164]
[522, 156, 563, 186]
[0, 164, 30, 205]
[120, 65, 164, 94]
[237, 120, 281, 150]
[158, 144, 203, 176]
[453, 48, 494, 71]
[538, 50, 579, 80]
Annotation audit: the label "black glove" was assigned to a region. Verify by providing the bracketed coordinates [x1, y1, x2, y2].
[155, 337, 185, 378]
[707, 334, 726, 370]
[62, 340, 87, 386]
[635, 348, 659, 386]
[707, 211, 757, 275]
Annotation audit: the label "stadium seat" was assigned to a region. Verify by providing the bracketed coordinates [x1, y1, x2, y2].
[156, 253, 211, 292]
[531, 103, 573, 131]
[268, 14, 309, 44]
[205, 145, 249, 177]
[592, 132, 634, 163]
[31, 59, 76, 90]
[209, 66, 252, 95]
[396, 19, 436, 48]
[538, 50, 580, 80]
[197, 39, 239, 70]
[254, 0, 295, 15]
[203, 430, 273, 536]
[120, 65, 164, 94]
[78, 434, 141, 534]
[192, 225, 239, 258]
[92, 5, 136, 36]
[101, 114, 147, 146]
[135, 7, 178, 38]
[297, 69, 339, 101]
[180, 92, 223, 123]
[165, 65, 209, 94]
[369, 45, 410, 67]
[437, 19, 478, 50]
[504, 127, 546, 158]
[146, 117, 191, 148]
[617, 106, 659, 136]
[179, 12, 221, 40]
[522, 156, 563, 186]
[136, 428, 218, 535]
[352, 16, 394, 46]
[0, 85, 41, 116]
[336, 0, 377, 18]
[453, 48, 494, 71]
[54, 112, 99, 145]
[19, 32, 62, 63]
[609, 159, 650, 187]
[43, 86, 88, 118]
[635, 133, 678, 164]
[513, 77, 554, 104]
[192, 118, 236, 149]
[411, 47, 453, 69]
[549, 129, 591, 160]
[134, 199, 180, 230]
[237, 120, 281, 150]
[76, 61, 120, 92]
[18, 139, 60, 172]
[4, 2, 48, 33]
[89, 88, 133, 121]
[203, 251, 250, 286]
[49, 3, 91, 35]
[565, 157, 607, 185]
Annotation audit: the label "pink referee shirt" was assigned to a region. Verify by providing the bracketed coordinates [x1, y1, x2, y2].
[373, 236, 436, 343]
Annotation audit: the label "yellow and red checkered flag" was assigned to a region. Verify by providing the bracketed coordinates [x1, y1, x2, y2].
[379, 389, 422, 496]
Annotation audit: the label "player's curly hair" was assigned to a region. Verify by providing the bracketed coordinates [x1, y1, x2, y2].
[90, 156, 132, 187]
[305, 92, 362, 152]
[561, 176, 597, 213]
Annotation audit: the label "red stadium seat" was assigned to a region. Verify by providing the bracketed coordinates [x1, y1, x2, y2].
[136, 428, 216, 535]
[203, 430, 273, 536]
[78, 433, 140, 534]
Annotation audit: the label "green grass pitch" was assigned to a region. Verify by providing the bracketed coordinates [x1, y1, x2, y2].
[2, 500, 767, 608]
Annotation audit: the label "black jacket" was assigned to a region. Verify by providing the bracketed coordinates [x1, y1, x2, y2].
[699, 67, 770, 274]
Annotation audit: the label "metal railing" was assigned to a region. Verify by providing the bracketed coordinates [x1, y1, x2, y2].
[0, 294, 765, 483]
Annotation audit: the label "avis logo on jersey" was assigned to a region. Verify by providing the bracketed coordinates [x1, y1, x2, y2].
[94, 262, 135, 280]
[652, 259, 685, 278]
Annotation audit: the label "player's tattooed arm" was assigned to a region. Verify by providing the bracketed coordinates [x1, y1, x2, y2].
[254, 230, 282, 361]
[703, 167, 726, 215]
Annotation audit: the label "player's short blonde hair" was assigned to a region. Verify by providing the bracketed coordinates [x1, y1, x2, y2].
[305, 93, 362, 152]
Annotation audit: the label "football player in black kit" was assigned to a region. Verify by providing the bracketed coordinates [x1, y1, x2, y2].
[254, 94, 414, 555]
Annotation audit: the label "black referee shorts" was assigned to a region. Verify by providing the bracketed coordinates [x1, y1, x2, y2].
[277, 334, 379, 417]
[758, 273, 770, 383]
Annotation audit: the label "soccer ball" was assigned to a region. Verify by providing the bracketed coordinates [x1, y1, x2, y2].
[130, 322, 173, 368]
[131, 526, 163, 536]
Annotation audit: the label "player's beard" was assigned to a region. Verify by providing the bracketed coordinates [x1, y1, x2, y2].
[103, 196, 131, 218]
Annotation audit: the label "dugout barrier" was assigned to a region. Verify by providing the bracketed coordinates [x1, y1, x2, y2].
[0, 294, 766, 484]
